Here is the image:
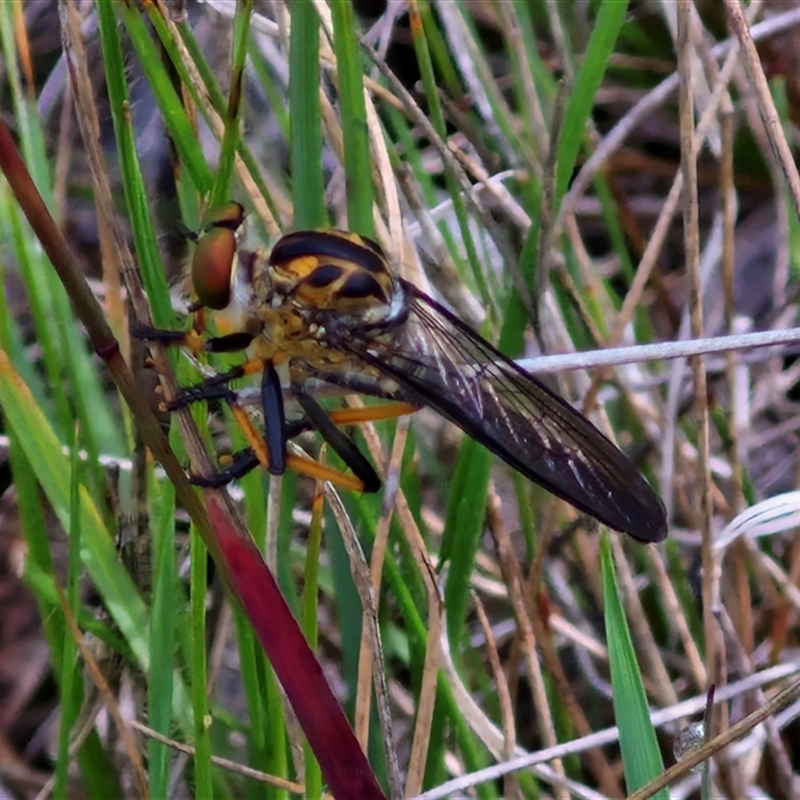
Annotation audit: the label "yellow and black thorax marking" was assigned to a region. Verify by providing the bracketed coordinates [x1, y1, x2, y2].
[239, 230, 409, 369]
[267, 230, 404, 319]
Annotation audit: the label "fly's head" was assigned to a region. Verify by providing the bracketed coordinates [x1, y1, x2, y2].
[186, 202, 264, 337]
[188, 202, 246, 312]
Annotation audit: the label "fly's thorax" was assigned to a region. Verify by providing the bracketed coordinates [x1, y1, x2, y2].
[248, 295, 355, 369]
[240, 230, 412, 367]
[267, 230, 409, 337]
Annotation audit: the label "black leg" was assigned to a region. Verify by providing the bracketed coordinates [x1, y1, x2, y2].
[293, 388, 381, 494]
[190, 449, 260, 487]
[203, 331, 256, 352]
[131, 324, 192, 346]
[262, 364, 287, 476]
[166, 366, 247, 411]
[133, 323, 254, 355]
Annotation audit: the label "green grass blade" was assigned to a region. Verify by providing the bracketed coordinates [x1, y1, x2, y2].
[330, 0, 374, 234]
[302, 492, 324, 798]
[96, 2, 173, 326]
[554, 0, 631, 209]
[0, 346, 151, 665]
[233, 611, 276, 800]
[116, 3, 214, 197]
[148, 475, 178, 799]
[410, 2, 490, 309]
[0, 17, 123, 466]
[601, 534, 666, 795]
[210, 0, 253, 207]
[290, 0, 325, 228]
[440, 438, 492, 644]
[0, 3, 52, 202]
[53, 425, 82, 800]
[189, 525, 214, 798]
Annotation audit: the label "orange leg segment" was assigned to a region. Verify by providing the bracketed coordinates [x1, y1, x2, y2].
[229, 399, 374, 492]
[285, 454, 366, 493]
[327, 401, 417, 425]
[230, 404, 271, 469]
[236, 358, 266, 378]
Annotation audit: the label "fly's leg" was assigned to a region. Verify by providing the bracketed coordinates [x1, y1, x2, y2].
[133, 324, 255, 355]
[134, 324, 281, 475]
[294, 388, 381, 493]
[191, 449, 261, 488]
[155, 360, 371, 492]
[290, 394, 418, 495]
[326, 402, 417, 425]
[261, 363, 287, 475]
[187, 391, 416, 494]
[135, 325, 417, 493]
[165, 359, 263, 410]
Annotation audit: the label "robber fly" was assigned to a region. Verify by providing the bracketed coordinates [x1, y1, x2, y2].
[141, 203, 667, 544]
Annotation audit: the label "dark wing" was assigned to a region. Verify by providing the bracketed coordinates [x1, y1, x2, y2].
[343, 283, 666, 543]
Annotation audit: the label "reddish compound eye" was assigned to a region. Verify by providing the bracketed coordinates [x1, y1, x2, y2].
[190, 202, 245, 311]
